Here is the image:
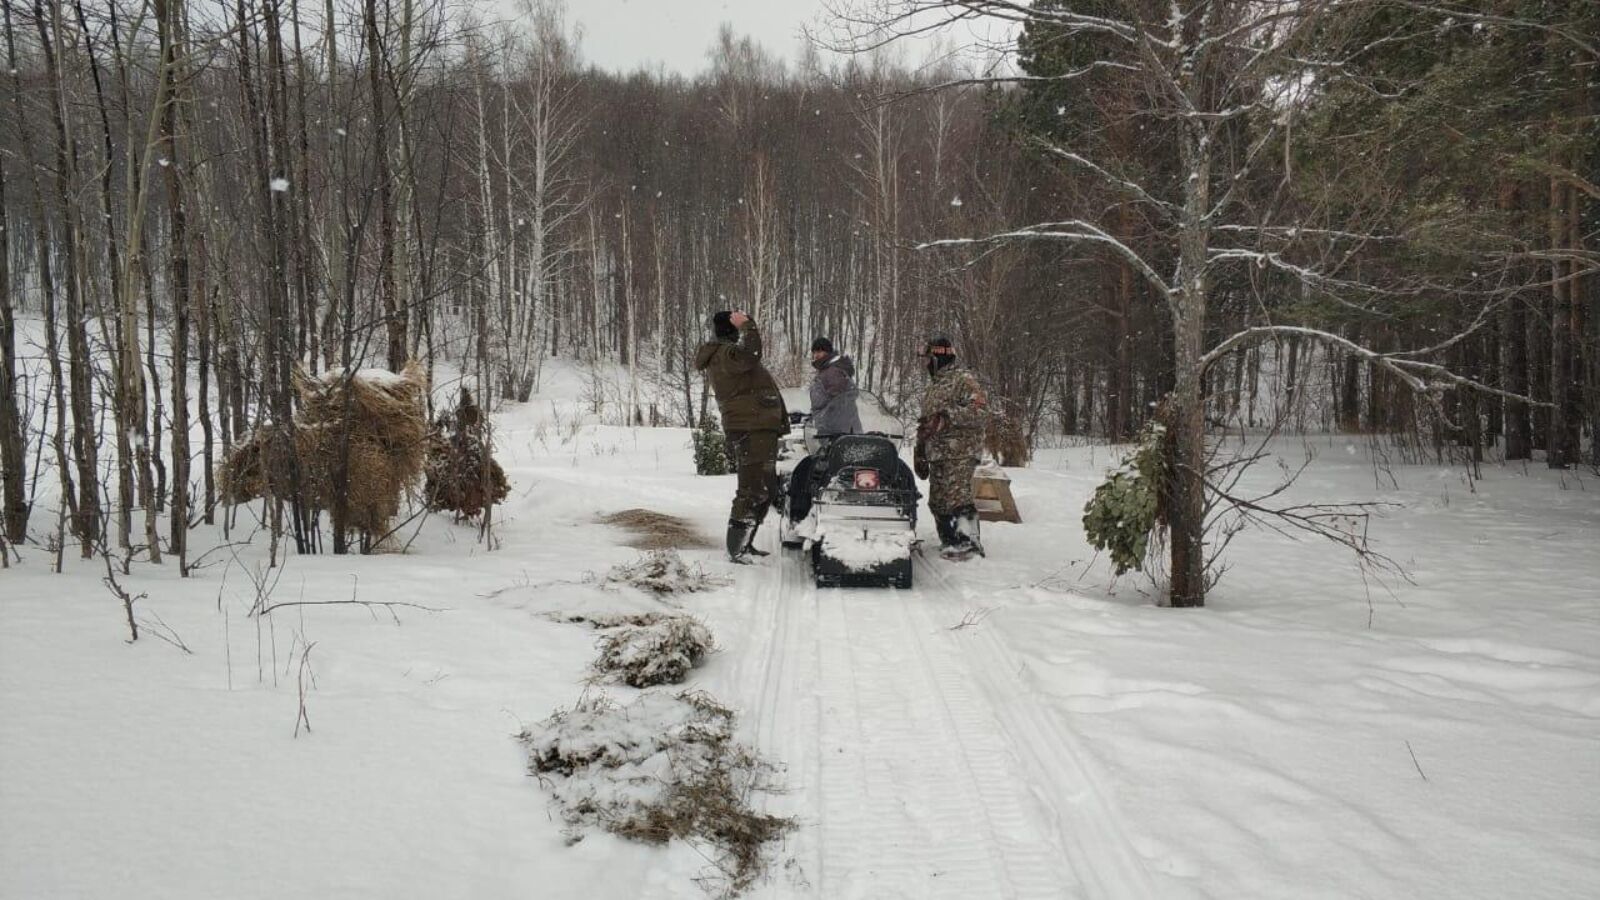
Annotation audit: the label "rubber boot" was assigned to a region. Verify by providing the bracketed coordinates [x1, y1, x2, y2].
[726, 519, 756, 563]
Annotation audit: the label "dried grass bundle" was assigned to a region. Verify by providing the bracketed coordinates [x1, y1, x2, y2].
[985, 404, 1032, 468]
[219, 362, 430, 538]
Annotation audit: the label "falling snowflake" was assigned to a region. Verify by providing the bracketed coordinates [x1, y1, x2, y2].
[950, 196, 963, 207]
[158, 158, 170, 167]
[269, 177, 290, 192]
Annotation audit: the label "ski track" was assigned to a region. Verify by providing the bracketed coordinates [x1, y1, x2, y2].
[703, 530, 1173, 899]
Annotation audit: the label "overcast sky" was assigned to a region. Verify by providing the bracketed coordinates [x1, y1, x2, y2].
[547, 0, 830, 74]
[490, 0, 1011, 76]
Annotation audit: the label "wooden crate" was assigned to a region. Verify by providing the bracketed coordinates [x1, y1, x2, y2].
[972, 467, 1021, 523]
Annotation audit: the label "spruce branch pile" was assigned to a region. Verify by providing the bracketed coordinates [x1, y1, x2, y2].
[424, 388, 510, 521]
[1082, 421, 1170, 575]
[521, 691, 792, 895]
[593, 615, 715, 687]
[602, 550, 727, 596]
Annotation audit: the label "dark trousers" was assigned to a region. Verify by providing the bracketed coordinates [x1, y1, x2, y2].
[727, 430, 780, 523]
[787, 455, 818, 522]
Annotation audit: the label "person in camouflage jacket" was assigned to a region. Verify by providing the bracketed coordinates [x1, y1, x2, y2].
[695, 310, 789, 561]
[915, 335, 988, 558]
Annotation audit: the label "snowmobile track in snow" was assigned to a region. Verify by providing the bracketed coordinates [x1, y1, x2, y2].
[910, 554, 1162, 900]
[712, 533, 1163, 899]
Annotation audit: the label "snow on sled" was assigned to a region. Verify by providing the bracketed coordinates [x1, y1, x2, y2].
[778, 395, 918, 590]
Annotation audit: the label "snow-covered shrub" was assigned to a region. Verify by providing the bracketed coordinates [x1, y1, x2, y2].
[602, 550, 727, 595]
[692, 415, 732, 476]
[520, 691, 791, 894]
[593, 615, 715, 687]
[1082, 421, 1169, 575]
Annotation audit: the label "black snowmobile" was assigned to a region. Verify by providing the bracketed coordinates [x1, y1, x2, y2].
[777, 392, 918, 589]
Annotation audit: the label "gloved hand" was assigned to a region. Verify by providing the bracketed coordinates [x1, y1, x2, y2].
[916, 412, 948, 442]
[913, 441, 930, 480]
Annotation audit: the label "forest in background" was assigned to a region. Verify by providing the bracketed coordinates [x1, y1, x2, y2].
[0, 0, 1594, 604]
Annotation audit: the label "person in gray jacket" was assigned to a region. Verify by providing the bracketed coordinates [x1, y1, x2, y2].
[807, 337, 861, 437]
[783, 337, 861, 528]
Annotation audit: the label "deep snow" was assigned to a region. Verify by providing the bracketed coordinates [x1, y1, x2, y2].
[2, 353, 1598, 899]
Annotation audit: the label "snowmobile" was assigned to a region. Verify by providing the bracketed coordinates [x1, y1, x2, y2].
[778, 392, 918, 589]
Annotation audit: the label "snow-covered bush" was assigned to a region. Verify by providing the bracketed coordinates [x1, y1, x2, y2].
[520, 691, 791, 894]
[602, 550, 727, 595]
[1082, 421, 1169, 575]
[594, 615, 715, 687]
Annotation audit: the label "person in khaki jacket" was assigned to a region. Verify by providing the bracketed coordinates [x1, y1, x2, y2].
[694, 310, 789, 561]
[915, 334, 988, 559]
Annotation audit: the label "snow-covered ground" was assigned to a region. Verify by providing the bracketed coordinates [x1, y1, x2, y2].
[2, 357, 1598, 899]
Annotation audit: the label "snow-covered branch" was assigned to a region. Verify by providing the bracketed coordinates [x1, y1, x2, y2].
[1210, 224, 1406, 243]
[918, 220, 1172, 302]
[1037, 142, 1180, 216]
[1379, 0, 1599, 59]
[895, 62, 1140, 98]
[1199, 325, 1550, 409]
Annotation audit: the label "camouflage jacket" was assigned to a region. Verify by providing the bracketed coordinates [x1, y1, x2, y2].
[917, 362, 987, 462]
[694, 322, 789, 434]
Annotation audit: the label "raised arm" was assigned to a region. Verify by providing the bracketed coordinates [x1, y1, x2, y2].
[734, 315, 764, 360]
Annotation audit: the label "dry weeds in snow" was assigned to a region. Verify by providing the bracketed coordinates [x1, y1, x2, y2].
[597, 508, 713, 551]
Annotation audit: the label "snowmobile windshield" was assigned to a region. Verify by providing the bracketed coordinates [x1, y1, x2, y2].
[854, 392, 902, 438]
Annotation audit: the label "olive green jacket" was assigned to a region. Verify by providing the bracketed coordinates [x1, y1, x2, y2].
[694, 322, 790, 434]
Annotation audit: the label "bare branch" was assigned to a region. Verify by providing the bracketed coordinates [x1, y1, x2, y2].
[919, 220, 1173, 303]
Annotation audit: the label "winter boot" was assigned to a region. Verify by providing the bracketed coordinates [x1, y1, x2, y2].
[942, 505, 984, 560]
[743, 518, 770, 557]
[726, 519, 757, 563]
[933, 512, 957, 550]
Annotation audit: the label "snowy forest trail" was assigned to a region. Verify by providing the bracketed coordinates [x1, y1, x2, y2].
[707, 536, 1167, 900]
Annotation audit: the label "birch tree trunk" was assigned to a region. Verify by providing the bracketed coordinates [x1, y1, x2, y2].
[34, 0, 101, 556]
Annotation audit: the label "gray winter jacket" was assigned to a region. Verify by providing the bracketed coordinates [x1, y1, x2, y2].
[809, 355, 862, 436]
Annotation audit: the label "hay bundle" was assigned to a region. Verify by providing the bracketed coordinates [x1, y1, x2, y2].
[219, 362, 429, 538]
[425, 388, 510, 520]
